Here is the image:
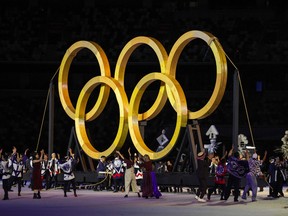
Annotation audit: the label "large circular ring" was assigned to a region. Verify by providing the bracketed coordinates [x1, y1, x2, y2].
[58, 41, 111, 121]
[128, 72, 188, 160]
[166, 30, 227, 119]
[75, 76, 129, 159]
[114, 36, 168, 121]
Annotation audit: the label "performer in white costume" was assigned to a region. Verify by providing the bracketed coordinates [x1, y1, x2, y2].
[0, 149, 12, 200]
[59, 148, 78, 197]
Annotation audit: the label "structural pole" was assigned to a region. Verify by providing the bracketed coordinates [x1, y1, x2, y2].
[48, 81, 54, 157]
[232, 69, 239, 152]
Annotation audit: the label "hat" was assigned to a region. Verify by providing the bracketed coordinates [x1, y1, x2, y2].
[197, 151, 205, 159]
[269, 156, 275, 163]
[252, 153, 258, 159]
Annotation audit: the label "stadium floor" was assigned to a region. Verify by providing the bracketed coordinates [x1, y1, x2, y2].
[0, 183, 287, 216]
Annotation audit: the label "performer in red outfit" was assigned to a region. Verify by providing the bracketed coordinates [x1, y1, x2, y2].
[207, 158, 227, 200]
[32, 149, 44, 199]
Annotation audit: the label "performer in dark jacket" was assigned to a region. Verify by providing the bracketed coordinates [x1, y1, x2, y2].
[195, 151, 209, 202]
[94, 155, 108, 191]
[224, 147, 249, 202]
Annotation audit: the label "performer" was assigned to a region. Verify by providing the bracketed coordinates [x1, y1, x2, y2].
[21, 148, 30, 187]
[241, 153, 264, 202]
[26, 154, 34, 190]
[108, 152, 124, 193]
[224, 147, 249, 202]
[116, 149, 141, 198]
[32, 149, 44, 199]
[139, 154, 162, 199]
[94, 155, 109, 191]
[10, 146, 17, 160]
[209, 156, 218, 176]
[47, 152, 60, 189]
[207, 157, 227, 200]
[267, 156, 277, 197]
[133, 153, 143, 188]
[11, 152, 24, 196]
[9, 146, 18, 191]
[268, 156, 287, 198]
[195, 151, 209, 202]
[258, 150, 267, 192]
[0, 149, 12, 200]
[58, 148, 78, 197]
[41, 154, 49, 190]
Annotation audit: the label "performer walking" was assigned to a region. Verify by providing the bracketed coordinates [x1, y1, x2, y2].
[133, 153, 143, 188]
[195, 151, 209, 202]
[11, 152, 24, 196]
[224, 147, 249, 202]
[138, 154, 162, 199]
[116, 149, 141, 198]
[94, 155, 109, 191]
[108, 153, 124, 193]
[207, 158, 227, 200]
[59, 148, 78, 197]
[32, 149, 44, 199]
[41, 154, 49, 190]
[0, 149, 12, 200]
[47, 152, 60, 189]
[241, 153, 264, 202]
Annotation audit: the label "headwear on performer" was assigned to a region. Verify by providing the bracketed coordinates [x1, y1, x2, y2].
[197, 151, 206, 160]
[269, 156, 275, 163]
[252, 153, 258, 159]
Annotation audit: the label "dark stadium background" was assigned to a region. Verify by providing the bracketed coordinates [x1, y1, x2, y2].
[1, 0, 287, 165]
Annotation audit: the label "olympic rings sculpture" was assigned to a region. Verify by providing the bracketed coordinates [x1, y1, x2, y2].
[58, 30, 227, 160]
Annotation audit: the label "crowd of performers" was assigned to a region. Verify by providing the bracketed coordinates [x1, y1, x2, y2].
[1, 145, 287, 202]
[192, 146, 287, 202]
[0, 146, 78, 200]
[94, 148, 162, 199]
[0, 146, 162, 200]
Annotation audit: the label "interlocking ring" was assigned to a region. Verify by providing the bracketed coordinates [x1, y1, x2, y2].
[114, 36, 168, 121]
[128, 73, 187, 159]
[75, 76, 129, 159]
[58, 30, 227, 160]
[58, 41, 111, 121]
[166, 31, 227, 119]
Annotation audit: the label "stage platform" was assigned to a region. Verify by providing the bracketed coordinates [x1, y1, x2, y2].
[0, 182, 287, 216]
